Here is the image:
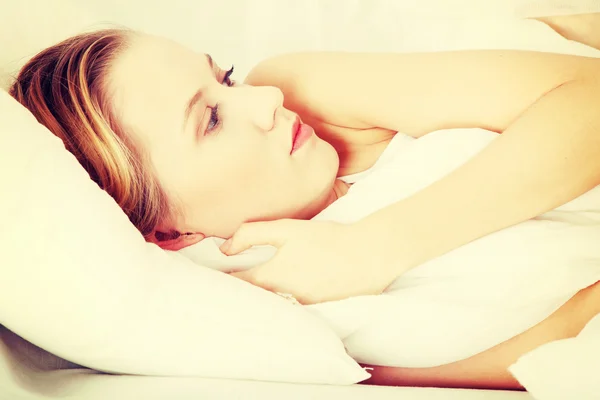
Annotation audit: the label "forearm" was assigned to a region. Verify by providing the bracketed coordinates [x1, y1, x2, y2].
[359, 76, 600, 274]
[361, 281, 600, 389]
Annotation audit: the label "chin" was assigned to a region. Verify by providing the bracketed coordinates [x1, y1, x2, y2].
[314, 138, 340, 175]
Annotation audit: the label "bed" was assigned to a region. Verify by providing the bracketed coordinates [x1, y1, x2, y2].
[1, 1, 599, 399]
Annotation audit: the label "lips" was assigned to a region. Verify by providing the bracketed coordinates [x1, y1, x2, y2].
[290, 116, 301, 150]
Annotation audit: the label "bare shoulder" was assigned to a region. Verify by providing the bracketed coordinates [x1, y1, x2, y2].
[246, 50, 599, 138]
[245, 49, 600, 174]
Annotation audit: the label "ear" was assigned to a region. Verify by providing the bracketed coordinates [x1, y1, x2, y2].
[148, 231, 205, 251]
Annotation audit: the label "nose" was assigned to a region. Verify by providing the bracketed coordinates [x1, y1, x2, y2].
[238, 85, 284, 132]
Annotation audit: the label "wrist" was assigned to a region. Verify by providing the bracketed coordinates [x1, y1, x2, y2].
[351, 215, 412, 280]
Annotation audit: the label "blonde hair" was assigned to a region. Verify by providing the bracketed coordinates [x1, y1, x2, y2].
[10, 29, 177, 241]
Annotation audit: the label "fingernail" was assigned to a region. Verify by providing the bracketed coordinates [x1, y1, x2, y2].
[220, 239, 232, 253]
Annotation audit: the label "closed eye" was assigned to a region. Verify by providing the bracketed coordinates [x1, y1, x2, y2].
[204, 65, 236, 134]
[207, 104, 220, 132]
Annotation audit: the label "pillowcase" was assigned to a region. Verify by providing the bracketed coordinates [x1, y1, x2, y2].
[0, 89, 369, 384]
[509, 313, 600, 400]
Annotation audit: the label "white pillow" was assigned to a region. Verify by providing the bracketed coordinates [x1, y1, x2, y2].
[509, 313, 600, 399]
[0, 90, 369, 384]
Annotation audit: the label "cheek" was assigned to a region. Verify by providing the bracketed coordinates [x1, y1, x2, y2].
[185, 148, 277, 235]
[213, 138, 284, 181]
[194, 141, 273, 199]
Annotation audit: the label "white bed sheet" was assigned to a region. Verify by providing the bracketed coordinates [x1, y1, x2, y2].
[7, 379, 533, 400]
[4, 377, 533, 400]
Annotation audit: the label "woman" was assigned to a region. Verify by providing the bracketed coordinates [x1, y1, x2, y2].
[9, 17, 600, 389]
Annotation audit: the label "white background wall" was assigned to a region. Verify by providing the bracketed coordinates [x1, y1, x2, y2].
[1, 0, 599, 90]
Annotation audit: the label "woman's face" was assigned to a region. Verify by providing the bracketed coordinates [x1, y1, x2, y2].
[109, 34, 339, 238]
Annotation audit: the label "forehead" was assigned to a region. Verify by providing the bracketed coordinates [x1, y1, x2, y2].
[108, 34, 211, 147]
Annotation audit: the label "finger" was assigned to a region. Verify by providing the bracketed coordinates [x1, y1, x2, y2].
[220, 219, 295, 255]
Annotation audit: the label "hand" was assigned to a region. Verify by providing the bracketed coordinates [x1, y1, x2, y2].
[220, 219, 397, 305]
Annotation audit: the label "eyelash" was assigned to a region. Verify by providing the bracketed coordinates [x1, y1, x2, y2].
[206, 65, 235, 133]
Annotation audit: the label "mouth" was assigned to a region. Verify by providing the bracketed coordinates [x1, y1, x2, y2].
[289, 115, 314, 154]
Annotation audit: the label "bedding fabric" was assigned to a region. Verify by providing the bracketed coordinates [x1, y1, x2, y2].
[186, 128, 600, 368]
[312, 130, 600, 367]
[2, 1, 600, 399]
[508, 314, 600, 400]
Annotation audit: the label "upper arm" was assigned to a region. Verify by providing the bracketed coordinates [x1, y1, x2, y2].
[245, 50, 596, 137]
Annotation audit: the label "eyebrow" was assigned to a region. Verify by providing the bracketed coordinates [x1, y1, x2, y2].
[183, 53, 215, 127]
